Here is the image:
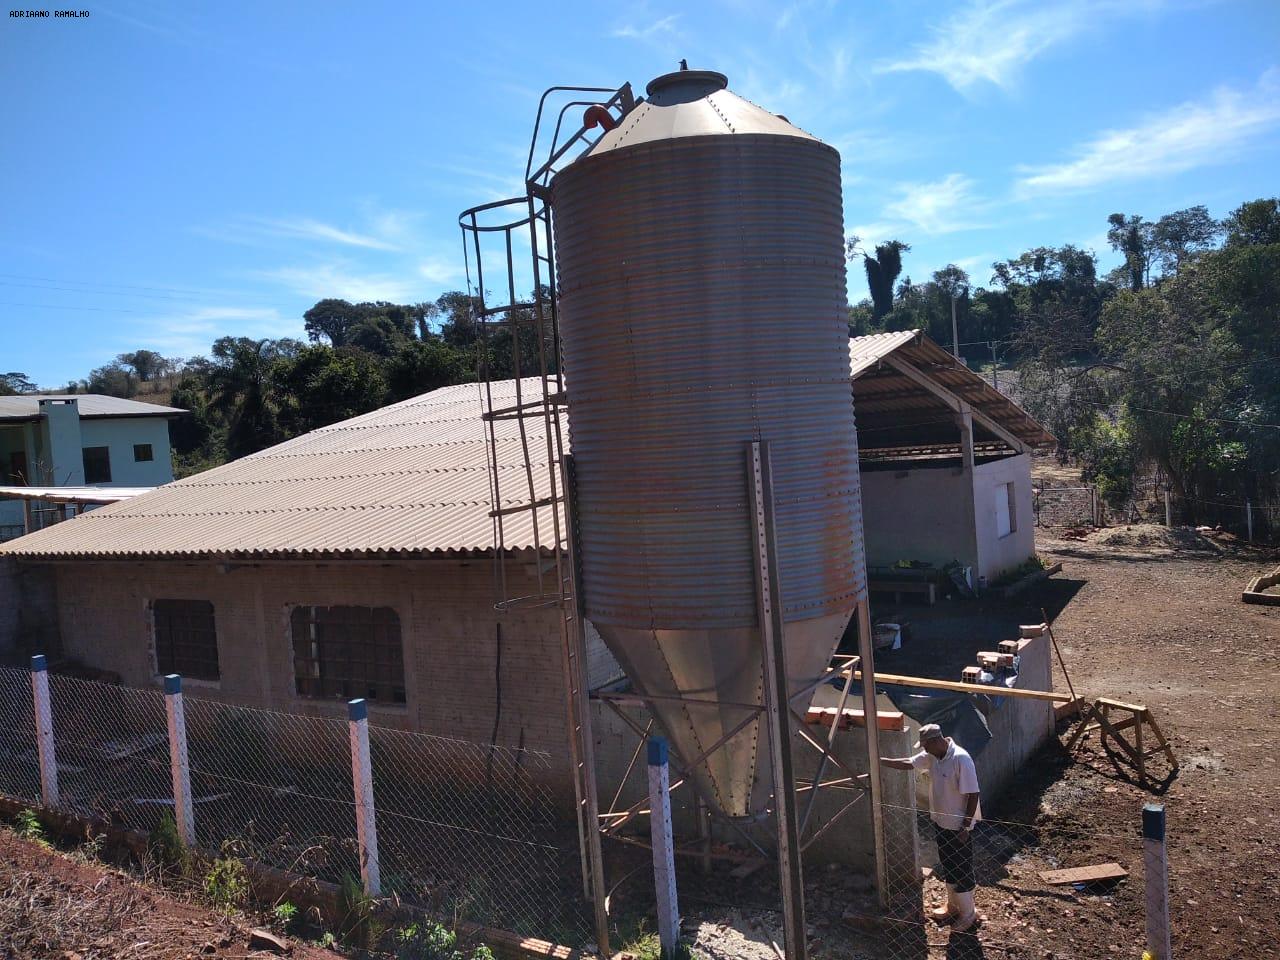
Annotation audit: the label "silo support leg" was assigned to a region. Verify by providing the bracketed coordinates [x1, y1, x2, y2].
[748, 440, 808, 960]
[856, 599, 891, 909]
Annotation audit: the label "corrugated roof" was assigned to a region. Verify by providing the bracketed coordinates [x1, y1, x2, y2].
[0, 381, 549, 561]
[847, 330, 920, 378]
[847, 331, 1055, 450]
[0, 339, 1051, 562]
[0, 394, 185, 421]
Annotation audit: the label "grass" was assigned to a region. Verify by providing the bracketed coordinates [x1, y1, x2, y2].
[619, 926, 695, 960]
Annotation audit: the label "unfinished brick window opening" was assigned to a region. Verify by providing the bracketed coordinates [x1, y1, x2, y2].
[153, 598, 220, 681]
[82, 445, 112, 484]
[291, 605, 407, 704]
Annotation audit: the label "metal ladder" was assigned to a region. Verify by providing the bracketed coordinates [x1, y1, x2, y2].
[457, 82, 636, 953]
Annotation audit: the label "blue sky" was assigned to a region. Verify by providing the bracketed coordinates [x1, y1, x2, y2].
[3, 0, 1278, 388]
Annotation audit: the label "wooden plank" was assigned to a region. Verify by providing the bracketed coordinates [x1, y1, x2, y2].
[1097, 697, 1149, 714]
[1083, 715, 1139, 735]
[848, 669, 1072, 703]
[1039, 863, 1128, 885]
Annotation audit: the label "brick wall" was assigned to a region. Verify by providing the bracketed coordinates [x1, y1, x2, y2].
[49, 559, 571, 759]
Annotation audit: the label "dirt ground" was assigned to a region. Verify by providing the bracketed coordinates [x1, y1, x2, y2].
[678, 507, 1280, 956]
[1023, 526, 1280, 959]
[0, 828, 343, 960]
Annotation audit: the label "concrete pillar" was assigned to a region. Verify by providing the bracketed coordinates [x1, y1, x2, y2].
[38, 399, 84, 486]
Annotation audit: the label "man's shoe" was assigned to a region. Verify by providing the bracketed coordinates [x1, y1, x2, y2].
[929, 884, 958, 924]
[950, 890, 979, 933]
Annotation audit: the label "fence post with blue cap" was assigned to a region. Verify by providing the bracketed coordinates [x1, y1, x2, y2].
[1143, 803, 1172, 960]
[163, 674, 196, 846]
[348, 699, 381, 896]
[30, 655, 58, 807]
[647, 736, 679, 959]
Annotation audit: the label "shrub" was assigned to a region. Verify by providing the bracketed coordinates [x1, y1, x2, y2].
[13, 808, 49, 849]
[204, 856, 249, 911]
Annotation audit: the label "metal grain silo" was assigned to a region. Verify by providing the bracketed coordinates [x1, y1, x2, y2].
[551, 68, 866, 820]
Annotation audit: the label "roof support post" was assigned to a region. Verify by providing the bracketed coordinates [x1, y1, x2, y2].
[956, 406, 981, 580]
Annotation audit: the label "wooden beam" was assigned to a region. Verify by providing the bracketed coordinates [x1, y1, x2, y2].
[1039, 863, 1128, 885]
[843, 668, 1072, 703]
[883, 355, 1028, 454]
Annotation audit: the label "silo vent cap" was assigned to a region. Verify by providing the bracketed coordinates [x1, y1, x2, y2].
[645, 68, 729, 104]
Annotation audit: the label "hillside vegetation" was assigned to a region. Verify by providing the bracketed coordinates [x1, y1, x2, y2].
[3, 198, 1276, 523]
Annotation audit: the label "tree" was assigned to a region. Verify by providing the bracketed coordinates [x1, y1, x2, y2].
[857, 240, 910, 322]
[117, 349, 165, 382]
[348, 315, 412, 357]
[0, 372, 36, 395]
[303, 299, 364, 347]
[386, 339, 472, 402]
[1151, 206, 1221, 276]
[272, 346, 387, 436]
[205, 337, 301, 458]
[1223, 197, 1280, 247]
[1107, 213, 1153, 291]
[85, 362, 138, 398]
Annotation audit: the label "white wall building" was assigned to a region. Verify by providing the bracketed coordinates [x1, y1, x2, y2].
[0, 395, 183, 539]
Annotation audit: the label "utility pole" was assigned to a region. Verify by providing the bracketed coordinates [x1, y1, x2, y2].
[951, 295, 960, 359]
[989, 341, 999, 392]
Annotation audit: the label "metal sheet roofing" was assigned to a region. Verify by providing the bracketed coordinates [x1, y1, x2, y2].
[0, 335, 1050, 562]
[0, 380, 542, 561]
[848, 331, 1055, 450]
[0, 394, 184, 421]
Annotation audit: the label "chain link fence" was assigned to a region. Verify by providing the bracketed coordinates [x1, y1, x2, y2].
[839, 800, 1150, 959]
[0, 665, 591, 944]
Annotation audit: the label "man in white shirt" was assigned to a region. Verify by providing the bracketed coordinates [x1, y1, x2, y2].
[881, 723, 982, 932]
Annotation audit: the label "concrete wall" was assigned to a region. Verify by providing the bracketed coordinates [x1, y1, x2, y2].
[860, 465, 977, 571]
[970, 633, 1056, 800]
[972, 454, 1035, 581]
[78, 417, 175, 488]
[901, 633, 1056, 808]
[47, 559, 570, 761]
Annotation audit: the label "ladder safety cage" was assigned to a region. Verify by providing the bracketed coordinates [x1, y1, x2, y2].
[458, 83, 636, 612]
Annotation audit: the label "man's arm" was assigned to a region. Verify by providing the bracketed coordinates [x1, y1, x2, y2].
[879, 756, 915, 771]
[960, 792, 980, 832]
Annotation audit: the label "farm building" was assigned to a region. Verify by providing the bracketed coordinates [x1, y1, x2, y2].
[0, 330, 1050, 715]
[0, 332, 1053, 846]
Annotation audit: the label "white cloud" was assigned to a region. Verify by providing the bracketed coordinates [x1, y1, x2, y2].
[243, 217, 402, 251]
[418, 257, 463, 286]
[1017, 69, 1280, 195]
[877, 0, 1168, 94]
[612, 14, 682, 43]
[130, 306, 299, 358]
[882, 174, 989, 235]
[259, 263, 425, 304]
